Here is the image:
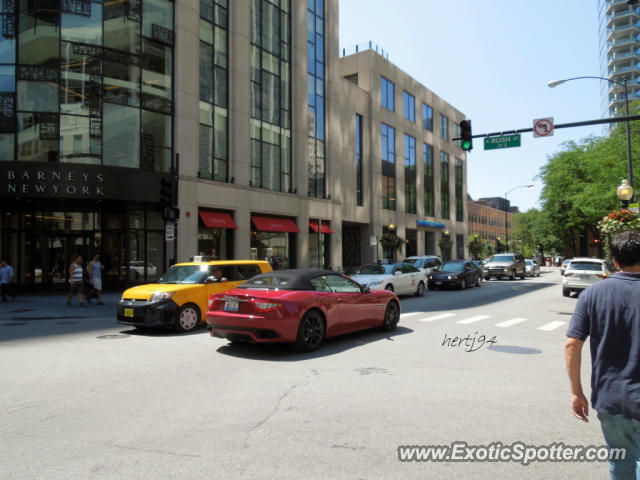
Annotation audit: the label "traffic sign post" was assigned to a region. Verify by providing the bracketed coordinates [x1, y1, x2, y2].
[484, 134, 521, 150]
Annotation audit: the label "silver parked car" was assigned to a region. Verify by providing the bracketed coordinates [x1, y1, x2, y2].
[562, 258, 613, 297]
[403, 255, 442, 275]
[525, 259, 540, 277]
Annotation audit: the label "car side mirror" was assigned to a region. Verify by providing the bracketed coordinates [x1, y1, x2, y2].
[362, 285, 370, 293]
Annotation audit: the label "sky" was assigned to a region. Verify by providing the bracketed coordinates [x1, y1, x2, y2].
[338, 0, 606, 212]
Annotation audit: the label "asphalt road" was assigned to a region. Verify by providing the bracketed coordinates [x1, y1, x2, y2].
[0, 269, 610, 479]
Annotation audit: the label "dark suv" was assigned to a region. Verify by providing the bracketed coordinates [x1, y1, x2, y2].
[482, 253, 526, 280]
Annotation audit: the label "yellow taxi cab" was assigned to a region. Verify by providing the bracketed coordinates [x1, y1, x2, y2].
[116, 259, 272, 332]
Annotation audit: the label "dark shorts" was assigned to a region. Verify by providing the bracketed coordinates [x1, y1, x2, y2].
[69, 281, 83, 294]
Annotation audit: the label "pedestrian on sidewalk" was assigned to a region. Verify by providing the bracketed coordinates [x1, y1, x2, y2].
[67, 255, 87, 307]
[0, 259, 15, 302]
[565, 230, 640, 479]
[87, 254, 104, 305]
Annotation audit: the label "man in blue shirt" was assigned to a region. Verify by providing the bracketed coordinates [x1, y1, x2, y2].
[0, 259, 15, 302]
[566, 230, 640, 479]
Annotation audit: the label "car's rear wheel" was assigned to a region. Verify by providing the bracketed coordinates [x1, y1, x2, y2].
[459, 278, 466, 290]
[475, 275, 482, 287]
[384, 284, 394, 292]
[520, 270, 525, 280]
[175, 303, 200, 332]
[382, 301, 400, 331]
[415, 281, 425, 297]
[562, 288, 570, 298]
[509, 270, 515, 280]
[294, 310, 325, 352]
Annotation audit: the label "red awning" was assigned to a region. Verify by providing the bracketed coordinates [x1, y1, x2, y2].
[199, 211, 237, 229]
[309, 220, 333, 234]
[251, 216, 300, 233]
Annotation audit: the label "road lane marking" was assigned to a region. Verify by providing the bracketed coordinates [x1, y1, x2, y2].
[419, 313, 456, 322]
[537, 321, 566, 331]
[457, 315, 491, 324]
[400, 311, 427, 319]
[495, 318, 527, 328]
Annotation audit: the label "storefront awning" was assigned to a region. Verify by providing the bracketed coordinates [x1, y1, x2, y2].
[199, 211, 237, 229]
[251, 216, 300, 233]
[309, 220, 333, 234]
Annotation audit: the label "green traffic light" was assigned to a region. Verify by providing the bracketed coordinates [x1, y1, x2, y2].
[462, 140, 472, 151]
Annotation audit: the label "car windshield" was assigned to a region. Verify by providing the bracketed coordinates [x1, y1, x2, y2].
[404, 258, 422, 267]
[441, 262, 465, 273]
[569, 261, 603, 272]
[158, 265, 208, 284]
[356, 264, 393, 275]
[490, 255, 514, 262]
[525, 260, 533, 265]
[237, 275, 291, 289]
[563, 259, 571, 265]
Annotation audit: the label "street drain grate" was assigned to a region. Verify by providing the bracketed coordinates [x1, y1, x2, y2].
[488, 345, 542, 355]
[97, 334, 130, 339]
[2, 323, 26, 326]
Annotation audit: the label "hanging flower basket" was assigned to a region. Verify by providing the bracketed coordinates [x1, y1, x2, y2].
[380, 233, 404, 250]
[597, 209, 640, 259]
[438, 237, 453, 250]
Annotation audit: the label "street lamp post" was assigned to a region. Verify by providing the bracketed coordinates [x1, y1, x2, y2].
[504, 185, 534, 252]
[617, 179, 634, 209]
[548, 76, 634, 200]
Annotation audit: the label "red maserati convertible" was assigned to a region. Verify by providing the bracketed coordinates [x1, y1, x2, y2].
[206, 269, 401, 351]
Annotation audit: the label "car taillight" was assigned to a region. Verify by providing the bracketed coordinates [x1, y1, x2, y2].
[564, 273, 573, 277]
[208, 296, 221, 309]
[596, 273, 607, 279]
[250, 299, 282, 312]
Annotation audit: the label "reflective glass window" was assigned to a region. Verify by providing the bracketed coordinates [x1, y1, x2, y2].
[0, 15, 16, 63]
[103, 61, 140, 106]
[141, 110, 171, 173]
[143, 0, 174, 39]
[103, 6, 141, 55]
[17, 80, 58, 112]
[61, 2, 103, 45]
[17, 112, 58, 162]
[59, 114, 100, 164]
[18, 10, 59, 68]
[103, 103, 140, 168]
[142, 38, 172, 101]
[0, 133, 14, 160]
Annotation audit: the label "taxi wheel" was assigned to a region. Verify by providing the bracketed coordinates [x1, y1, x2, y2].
[415, 281, 425, 297]
[175, 303, 201, 332]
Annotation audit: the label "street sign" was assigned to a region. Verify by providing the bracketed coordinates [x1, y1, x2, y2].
[483, 134, 521, 150]
[369, 235, 378, 246]
[165, 223, 175, 241]
[533, 117, 554, 137]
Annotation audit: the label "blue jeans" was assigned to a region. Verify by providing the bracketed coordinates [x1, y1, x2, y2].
[598, 411, 640, 480]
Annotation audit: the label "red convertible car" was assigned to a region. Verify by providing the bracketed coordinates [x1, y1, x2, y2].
[206, 269, 401, 351]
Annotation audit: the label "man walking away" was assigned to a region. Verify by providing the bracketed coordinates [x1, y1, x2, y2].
[565, 230, 640, 479]
[67, 255, 87, 307]
[87, 254, 104, 305]
[0, 259, 15, 302]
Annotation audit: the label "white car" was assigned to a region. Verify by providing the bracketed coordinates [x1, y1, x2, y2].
[562, 258, 613, 297]
[351, 262, 427, 297]
[403, 255, 442, 275]
[129, 261, 157, 278]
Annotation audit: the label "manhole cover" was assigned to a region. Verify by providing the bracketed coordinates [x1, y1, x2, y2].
[97, 334, 130, 339]
[488, 345, 542, 355]
[2, 323, 26, 326]
[56, 321, 79, 325]
[7, 309, 34, 313]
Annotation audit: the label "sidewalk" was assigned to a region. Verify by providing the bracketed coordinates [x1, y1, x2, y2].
[0, 290, 122, 319]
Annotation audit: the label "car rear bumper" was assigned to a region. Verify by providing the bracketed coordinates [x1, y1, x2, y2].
[206, 311, 294, 343]
[428, 279, 462, 288]
[116, 299, 179, 327]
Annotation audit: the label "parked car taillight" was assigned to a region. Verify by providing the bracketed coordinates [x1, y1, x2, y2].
[250, 299, 282, 312]
[208, 296, 221, 309]
[564, 273, 573, 277]
[596, 273, 607, 279]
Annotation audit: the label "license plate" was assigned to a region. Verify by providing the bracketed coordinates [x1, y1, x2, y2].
[124, 308, 134, 318]
[224, 300, 239, 312]
[436, 281, 443, 285]
[580, 275, 591, 280]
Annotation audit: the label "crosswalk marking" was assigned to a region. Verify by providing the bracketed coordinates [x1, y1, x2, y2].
[537, 321, 566, 331]
[418, 313, 456, 322]
[400, 311, 427, 319]
[495, 318, 527, 328]
[457, 315, 491, 325]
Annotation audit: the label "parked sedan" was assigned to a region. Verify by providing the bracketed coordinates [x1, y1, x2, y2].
[206, 269, 400, 351]
[350, 262, 427, 296]
[427, 260, 483, 290]
[525, 259, 541, 277]
[562, 258, 612, 297]
[403, 255, 442, 275]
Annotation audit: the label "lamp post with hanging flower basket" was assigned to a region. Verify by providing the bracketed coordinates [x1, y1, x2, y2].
[598, 209, 640, 260]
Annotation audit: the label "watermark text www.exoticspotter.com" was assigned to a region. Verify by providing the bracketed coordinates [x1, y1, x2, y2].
[398, 441, 625, 466]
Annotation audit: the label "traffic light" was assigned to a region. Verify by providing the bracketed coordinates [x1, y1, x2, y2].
[460, 120, 473, 151]
[160, 177, 173, 206]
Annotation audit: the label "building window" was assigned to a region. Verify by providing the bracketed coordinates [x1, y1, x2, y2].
[403, 90, 415, 122]
[440, 151, 450, 219]
[199, 0, 228, 182]
[423, 103, 433, 131]
[456, 234, 464, 259]
[455, 157, 463, 222]
[308, 0, 325, 198]
[423, 143, 434, 217]
[440, 114, 449, 140]
[381, 75, 394, 112]
[404, 133, 416, 214]
[250, 0, 292, 192]
[453, 123, 461, 148]
[381, 122, 395, 210]
[356, 114, 363, 206]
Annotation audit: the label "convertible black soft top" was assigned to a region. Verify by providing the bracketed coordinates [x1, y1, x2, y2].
[237, 268, 336, 291]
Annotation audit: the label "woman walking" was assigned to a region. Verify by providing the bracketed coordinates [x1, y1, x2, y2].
[67, 255, 87, 307]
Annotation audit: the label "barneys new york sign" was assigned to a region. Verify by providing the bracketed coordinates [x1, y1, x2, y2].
[0, 164, 160, 202]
